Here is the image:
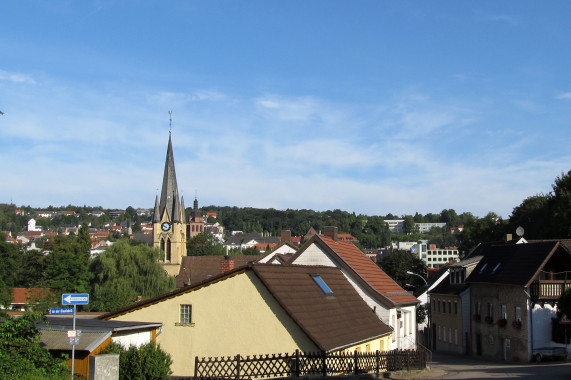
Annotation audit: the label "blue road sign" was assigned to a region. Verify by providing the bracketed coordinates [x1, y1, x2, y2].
[50, 307, 74, 315]
[62, 293, 89, 305]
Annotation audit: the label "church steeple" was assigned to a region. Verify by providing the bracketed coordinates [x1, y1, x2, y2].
[152, 120, 187, 276]
[158, 132, 181, 223]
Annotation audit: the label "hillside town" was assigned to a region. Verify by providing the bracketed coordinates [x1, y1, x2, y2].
[2, 132, 571, 379]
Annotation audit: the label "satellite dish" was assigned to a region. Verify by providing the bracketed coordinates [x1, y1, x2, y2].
[516, 226, 525, 237]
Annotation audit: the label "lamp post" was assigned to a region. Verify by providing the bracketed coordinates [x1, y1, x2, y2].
[406, 271, 430, 348]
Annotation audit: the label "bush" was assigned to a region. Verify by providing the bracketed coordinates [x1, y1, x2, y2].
[0, 314, 68, 380]
[101, 341, 172, 380]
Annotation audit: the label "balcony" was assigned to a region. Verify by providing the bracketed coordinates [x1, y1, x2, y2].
[530, 280, 571, 300]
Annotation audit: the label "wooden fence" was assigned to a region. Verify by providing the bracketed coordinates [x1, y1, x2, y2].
[194, 349, 429, 379]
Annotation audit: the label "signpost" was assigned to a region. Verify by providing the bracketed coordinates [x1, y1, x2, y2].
[61, 293, 89, 380]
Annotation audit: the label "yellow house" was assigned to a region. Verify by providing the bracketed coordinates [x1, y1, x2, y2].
[102, 263, 392, 376]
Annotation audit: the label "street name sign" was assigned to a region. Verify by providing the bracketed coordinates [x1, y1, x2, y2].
[50, 307, 74, 315]
[62, 293, 89, 305]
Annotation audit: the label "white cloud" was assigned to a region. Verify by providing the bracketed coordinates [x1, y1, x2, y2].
[0, 69, 36, 84]
[556, 92, 571, 100]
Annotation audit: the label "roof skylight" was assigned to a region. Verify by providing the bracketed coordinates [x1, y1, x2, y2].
[311, 274, 333, 295]
[492, 263, 501, 274]
[479, 263, 488, 274]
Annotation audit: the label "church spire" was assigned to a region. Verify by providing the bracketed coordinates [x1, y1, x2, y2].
[158, 124, 181, 223]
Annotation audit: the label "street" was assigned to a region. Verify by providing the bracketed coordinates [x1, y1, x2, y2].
[390, 352, 571, 379]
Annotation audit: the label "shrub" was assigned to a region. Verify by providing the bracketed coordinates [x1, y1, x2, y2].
[101, 341, 172, 380]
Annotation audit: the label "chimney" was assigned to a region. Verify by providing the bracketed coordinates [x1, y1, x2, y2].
[323, 226, 338, 241]
[220, 255, 234, 273]
[505, 234, 512, 243]
[280, 230, 292, 243]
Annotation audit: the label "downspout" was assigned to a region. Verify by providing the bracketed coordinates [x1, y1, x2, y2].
[524, 287, 533, 361]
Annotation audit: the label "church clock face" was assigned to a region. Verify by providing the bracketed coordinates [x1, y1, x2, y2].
[161, 222, 171, 231]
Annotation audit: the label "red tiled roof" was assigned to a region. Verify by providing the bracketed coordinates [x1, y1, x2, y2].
[305, 235, 418, 306]
[12, 288, 52, 304]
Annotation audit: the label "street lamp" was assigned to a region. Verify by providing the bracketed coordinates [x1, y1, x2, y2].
[406, 271, 428, 287]
[406, 270, 430, 349]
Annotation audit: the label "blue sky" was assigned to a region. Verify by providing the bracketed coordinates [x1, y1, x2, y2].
[1, 1, 570, 218]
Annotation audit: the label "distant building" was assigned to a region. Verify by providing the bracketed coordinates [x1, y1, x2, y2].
[384, 219, 404, 233]
[415, 222, 446, 233]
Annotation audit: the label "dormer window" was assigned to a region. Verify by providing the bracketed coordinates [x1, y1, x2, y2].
[311, 274, 333, 295]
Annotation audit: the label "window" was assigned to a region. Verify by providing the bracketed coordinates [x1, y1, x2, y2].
[311, 275, 333, 295]
[501, 304, 507, 320]
[449, 328, 452, 343]
[488, 303, 493, 318]
[492, 263, 501, 274]
[438, 300, 441, 312]
[454, 301, 458, 315]
[479, 263, 488, 274]
[443, 301, 446, 313]
[454, 329, 458, 345]
[515, 307, 522, 322]
[180, 304, 192, 324]
[448, 301, 452, 314]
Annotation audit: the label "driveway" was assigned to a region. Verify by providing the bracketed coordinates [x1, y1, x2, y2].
[388, 352, 571, 379]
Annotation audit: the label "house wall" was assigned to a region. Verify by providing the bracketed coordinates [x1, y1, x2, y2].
[112, 329, 153, 348]
[470, 284, 529, 362]
[430, 294, 464, 354]
[342, 334, 393, 354]
[292, 243, 417, 350]
[109, 271, 318, 376]
[530, 303, 569, 356]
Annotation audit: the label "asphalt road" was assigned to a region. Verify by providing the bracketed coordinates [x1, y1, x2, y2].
[390, 352, 571, 379]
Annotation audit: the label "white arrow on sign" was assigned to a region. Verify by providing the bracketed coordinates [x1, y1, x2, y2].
[62, 293, 89, 305]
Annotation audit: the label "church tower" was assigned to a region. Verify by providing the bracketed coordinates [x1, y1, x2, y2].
[152, 131, 187, 276]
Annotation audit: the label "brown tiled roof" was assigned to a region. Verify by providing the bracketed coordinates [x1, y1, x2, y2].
[252, 264, 392, 351]
[292, 235, 418, 306]
[176, 255, 263, 287]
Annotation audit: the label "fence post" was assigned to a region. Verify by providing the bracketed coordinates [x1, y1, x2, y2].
[235, 354, 241, 380]
[353, 350, 358, 375]
[194, 357, 199, 378]
[322, 351, 327, 377]
[406, 351, 410, 371]
[295, 349, 300, 377]
[375, 350, 380, 376]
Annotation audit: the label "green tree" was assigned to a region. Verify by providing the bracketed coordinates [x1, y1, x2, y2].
[547, 170, 571, 238]
[402, 215, 415, 234]
[44, 235, 91, 293]
[458, 212, 508, 256]
[78, 223, 91, 254]
[378, 250, 427, 289]
[0, 314, 68, 378]
[0, 233, 21, 289]
[186, 232, 225, 256]
[508, 194, 549, 239]
[89, 239, 175, 312]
